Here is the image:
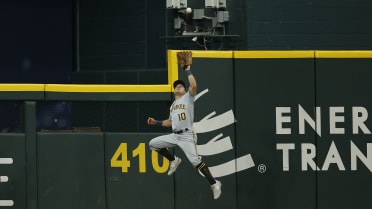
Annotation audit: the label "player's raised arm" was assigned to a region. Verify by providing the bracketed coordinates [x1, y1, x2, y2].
[184, 65, 197, 96]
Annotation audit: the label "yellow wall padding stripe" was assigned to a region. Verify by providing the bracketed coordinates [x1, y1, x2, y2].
[45, 84, 172, 93]
[191, 50, 233, 58]
[0, 84, 45, 91]
[234, 51, 315, 58]
[167, 50, 233, 92]
[168, 50, 233, 59]
[168, 50, 179, 86]
[2, 50, 372, 93]
[167, 50, 233, 93]
[315, 51, 372, 58]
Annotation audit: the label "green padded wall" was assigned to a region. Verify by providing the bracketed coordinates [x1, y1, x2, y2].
[315, 58, 372, 209]
[234, 58, 316, 209]
[37, 133, 106, 209]
[105, 133, 173, 209]
[0, 134, 26, 209]
[2, 50, 372, 209]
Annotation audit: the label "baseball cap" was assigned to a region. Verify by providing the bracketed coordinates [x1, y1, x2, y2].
[173, 80, 186, 89]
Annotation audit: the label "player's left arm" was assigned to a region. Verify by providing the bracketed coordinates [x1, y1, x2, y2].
[147, 117, 172, 127]
[185, 65, 197, 96]
[161, 119, 172, 127]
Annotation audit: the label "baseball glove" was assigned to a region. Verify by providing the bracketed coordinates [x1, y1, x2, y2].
[177, 51, 192, 69]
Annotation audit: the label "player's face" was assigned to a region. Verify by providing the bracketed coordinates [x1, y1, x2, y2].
[174, 84, 186, 95]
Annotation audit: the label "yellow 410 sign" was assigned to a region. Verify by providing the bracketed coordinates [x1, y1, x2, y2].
[110, 142, 170, 173]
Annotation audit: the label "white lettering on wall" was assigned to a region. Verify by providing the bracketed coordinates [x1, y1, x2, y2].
[276, 107, 291, 134]
[330, 107, 345, 134]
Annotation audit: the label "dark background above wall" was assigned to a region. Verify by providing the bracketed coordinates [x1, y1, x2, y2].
[0, 0, 372, 132]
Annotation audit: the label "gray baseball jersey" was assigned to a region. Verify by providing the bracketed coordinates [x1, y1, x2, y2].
[149, 91, 202, 167]
[169, 91, 194, 131]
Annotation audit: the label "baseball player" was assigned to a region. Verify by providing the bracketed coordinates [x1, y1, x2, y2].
[147, 62, 222, 200]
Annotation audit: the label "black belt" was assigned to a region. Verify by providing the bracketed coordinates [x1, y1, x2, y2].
[173, 128, 189, 134]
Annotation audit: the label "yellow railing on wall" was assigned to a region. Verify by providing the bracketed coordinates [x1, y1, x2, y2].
[1, 50, 372, 95]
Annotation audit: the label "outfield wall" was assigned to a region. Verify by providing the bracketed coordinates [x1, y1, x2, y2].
[0, 50, 371, 209]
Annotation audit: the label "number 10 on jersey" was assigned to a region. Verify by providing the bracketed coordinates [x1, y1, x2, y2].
[110, 142, 170, 173]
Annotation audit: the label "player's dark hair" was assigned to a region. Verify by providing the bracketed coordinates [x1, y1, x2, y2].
[173, 80, 186, 89]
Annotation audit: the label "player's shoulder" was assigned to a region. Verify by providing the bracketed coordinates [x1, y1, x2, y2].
[185, 92, 195, 103]
[185, 91, 194, 98]
[177, 92, 194, 101]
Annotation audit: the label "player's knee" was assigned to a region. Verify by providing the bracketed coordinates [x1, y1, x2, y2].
[191, 157, 202, 168]
[149, 140, 158, 150]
